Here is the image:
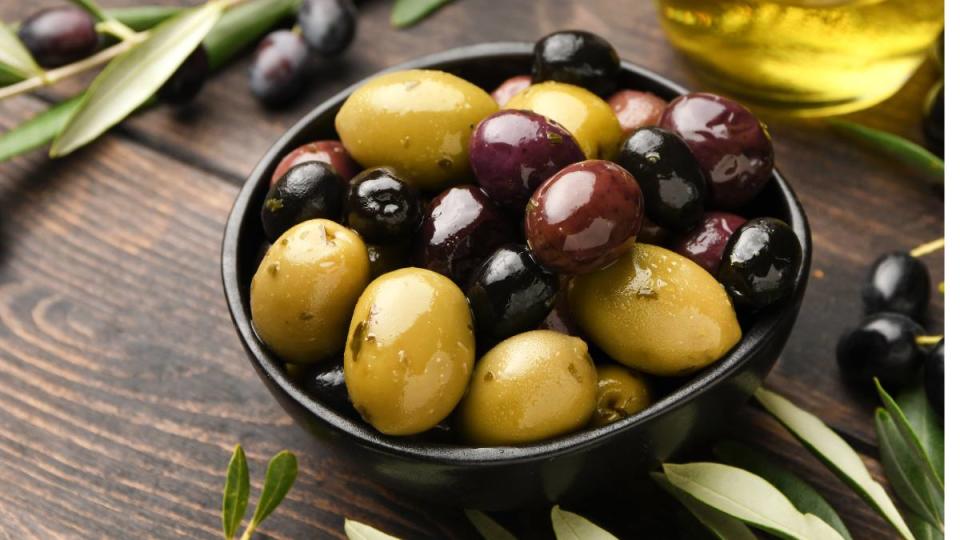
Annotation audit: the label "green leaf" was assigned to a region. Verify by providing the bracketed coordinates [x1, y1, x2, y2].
[221, 445, 250, 540]
[713, 441, 852, 540]
[652, 472, 758, 540]
[875, 381, 943, 493]
[551, 506, 618, 540]
[343, 519, 401, 540]
[0, 62, 24, 86]
[875, 409, 944, 531]
[0, 95, 82, 162]
[897, 383, 944, 480]
[203, 0, 300, 71]
[465, 510, 518, 540]
[829, 119, 944, 185]
[68, 0, 109, 22]
[248, 450, 297, 529]
[0, 20, 41, 79]
[755, 388, 915, 540]
[662, 463, 844, 540]
[105, 5, 184, 32]
[391, 0, 452, 28]
[905, 510, 945, 540]
[50, 2, 225, 157]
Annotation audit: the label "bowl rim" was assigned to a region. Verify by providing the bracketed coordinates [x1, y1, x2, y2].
[222, 41, 812, 466]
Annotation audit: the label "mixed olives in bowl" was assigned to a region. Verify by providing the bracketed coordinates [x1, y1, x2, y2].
[223, 37, 810, 509]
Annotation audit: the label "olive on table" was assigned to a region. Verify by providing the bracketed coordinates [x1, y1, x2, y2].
[18, 6, 98, 68]
[532, 30, 620, 97]
[607, 90, 667, 135]
[415, 185, 516, 285]
[466, 245, 559, 344]
[568, 243, 741, 376]
[344, 268, 475, 435]
[618, 127, 707, 232]
[366, 242, 409, 278]
[271, 140, 360, 186]
[470, 110, 585, 210]
[672, 211, 747, 275]
[249, 30, 311, 106]
[157, 46, 209, 105]
[925, 338, 943, 417]
[717, 217, 802, 309]
[298, 0, 356, 55]
[592, 365, 653, 427]
[525, 160, 643, 274]
[505, 81, 622, 160]
[862, 252, 930, 321]
[346, 167, 422, 243]
[491, 75, 532, 107]
[836, 313, 924, 391]
[251, 219, 369, 364]
[659, 92, 774, 209]
[261, 161, 345, 242]
[335, 69, 499, 190]
[458, 330, 597, 445]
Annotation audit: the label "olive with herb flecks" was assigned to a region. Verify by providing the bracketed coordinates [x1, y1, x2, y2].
[18, 6, 98, 68]
[672, 211, 746, 275]
[862, 252, 930, 321]
[607, 90, 667, 135]
[836, 313, 924, 391]
[592, 365, 653, 427]
[717, 217, 801, 309]
[346, 167, 422, 243]
[298, 0, 356, 55]
[271, 140, 360, 186]
[491, 75, 532, 106]
[261, 161, 345, 242]
[249, 30, 310, 107]
[158, 46, 209, 105]
[925, 338, 943, 417]
[532, 30, 620, 97]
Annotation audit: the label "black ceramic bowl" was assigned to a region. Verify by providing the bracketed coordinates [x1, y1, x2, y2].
[222, 42, 812, 510]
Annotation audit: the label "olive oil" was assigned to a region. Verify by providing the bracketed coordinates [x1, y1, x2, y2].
[656, 0, 944, 116]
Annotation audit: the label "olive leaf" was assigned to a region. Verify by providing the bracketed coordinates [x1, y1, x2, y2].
[68, 0, 109, 22]
[875, 381, 943, 493]
[828, 119, 944, 185]
[246, 450, 297, 531]
[105, 5, 184, 32]
[391, 0, 452, 28]
[203, 0, 300, 70]
[713, 441, 852, 540]
[895, 382, 944, 480]
[465, 510, 518, 540]
[0, 21, 41, 79]
[0, 95, 82, 162]
[344, 519, 401, 540]
[0, 63, 23, 86]
[875, 409, 944, 532]
[652, 472, 758, 540]
[905, 509, 945, 540]
[551, 506, 618, 540]
[221, 445, 250, 540]
[755, 388, 914, 540]
[50, 1, 226, 157]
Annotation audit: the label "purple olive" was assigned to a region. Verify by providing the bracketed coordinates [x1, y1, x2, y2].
[157, 46, 209, 105]
[249, 30, 310, 107]
[607, 90, 666, 135]
[298, 0, 356, 55]
[491, 75, 532, 107]
[672, 211, 746, 275]
[18, 7, 98, 68]
[470, 110, 585, 211]
[415, 185, 516, 285]
[271, 140, 360, 186]
[659, 93, 774, 209]
[525, 160, 643, 274]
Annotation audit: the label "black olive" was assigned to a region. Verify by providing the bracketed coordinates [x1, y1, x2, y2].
[466, 245, 559, 344]
[249, 30, 310, 107]
[531, 30, 620, 96]
[716, 217, 802, 309]
[366, 242, 409, 279]
[296, 363, 353, 415]
[923, 82, 944, 158]
[617, 127, 706, 232]
[261, 161, 345, 241]
[346, 168, 421, 243]
[157, 46, 209, 105]
[925, 338, 943, 417]
[18, 7, 98, 68]
[298, 0, 357, 55]
[836, 313, 924, 391]
[862, 252, 930, 322]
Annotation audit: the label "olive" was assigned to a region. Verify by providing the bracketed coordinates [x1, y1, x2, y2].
[925, 338, 943, 417]
[836, 313, 924, 391]
[532, 30, 620, 97]
[592, 365, 653, 427]
[458, 330, 597, 445]
[569, 243, 741, 375]
[636, 216, 672, 246]
[672, 211, 746, 275]
[659, 93, 774, 209]
[271, 140, 360, 186]
[298, 0, 356, 55]
[346, 168, 422, 243]
[415, 185, 516, 285]
[717, 217, 802, 309]
[344, 268, 475, 435]
[249, 30, 310, 107]
[505, 82, 622, 160]
[470, 110, 585, 210]
[366, 242, 409, 279]
[296, 363, 352, 415]
[607, 90, 667, 135]
[157, 46, 209, 105]
[251, 219, 369, 364]
[18, 7, 98, 68]
[525, 160, 643, 274]
[466, 245, 559, 344]
[261, 162, 345, 242]
[618, 127, 707, 232]
[335, 70, 498, 190]
[923, 82, 944, 158]
[862, 252, 930, 321]
[491, 75, 532, 107]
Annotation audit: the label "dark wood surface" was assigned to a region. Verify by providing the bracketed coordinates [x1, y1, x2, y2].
[0, 0, 943, 538]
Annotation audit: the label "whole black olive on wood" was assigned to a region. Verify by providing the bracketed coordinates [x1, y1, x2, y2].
[532, 30, 620, 96]
[862, 252, 930, 322]
[346, 168, 421, 243]
[249, 30, 310, 107]
[717, 217, 801, 309]
[924, 338, 943, 417]
[836, 313, 924, 391]
[466, 245, 559, 344]
[157, 46, 209, 105]
[18, 7, 98, 68]
[298, 0, 357, 55]
[261, 162, 345, 241]
[618, 127, 707, 232]
[923, 82, 944, 158]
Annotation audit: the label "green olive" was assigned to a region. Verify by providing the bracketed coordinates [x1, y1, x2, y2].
[251, 219, 369, 364]
[335, 69, 498, 191]
[504, 81, 621, 160]
[344, 268, 475, 435]
[569, 243, 741, 376]
[591, 365, 653, 427]
[458, 330, 598, 445]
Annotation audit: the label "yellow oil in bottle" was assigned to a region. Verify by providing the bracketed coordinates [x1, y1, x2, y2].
[656, 0, 943, 116]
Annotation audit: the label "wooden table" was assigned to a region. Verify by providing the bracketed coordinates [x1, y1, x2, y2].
[0, 1, 943, 538]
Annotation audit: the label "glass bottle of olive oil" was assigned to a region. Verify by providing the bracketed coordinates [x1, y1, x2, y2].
[656, 0, 944, 116]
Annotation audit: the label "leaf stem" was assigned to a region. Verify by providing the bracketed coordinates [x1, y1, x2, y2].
[916, 335, 943, 346]
[910, 238, 944, 258]
[96, 19, 139, 41]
